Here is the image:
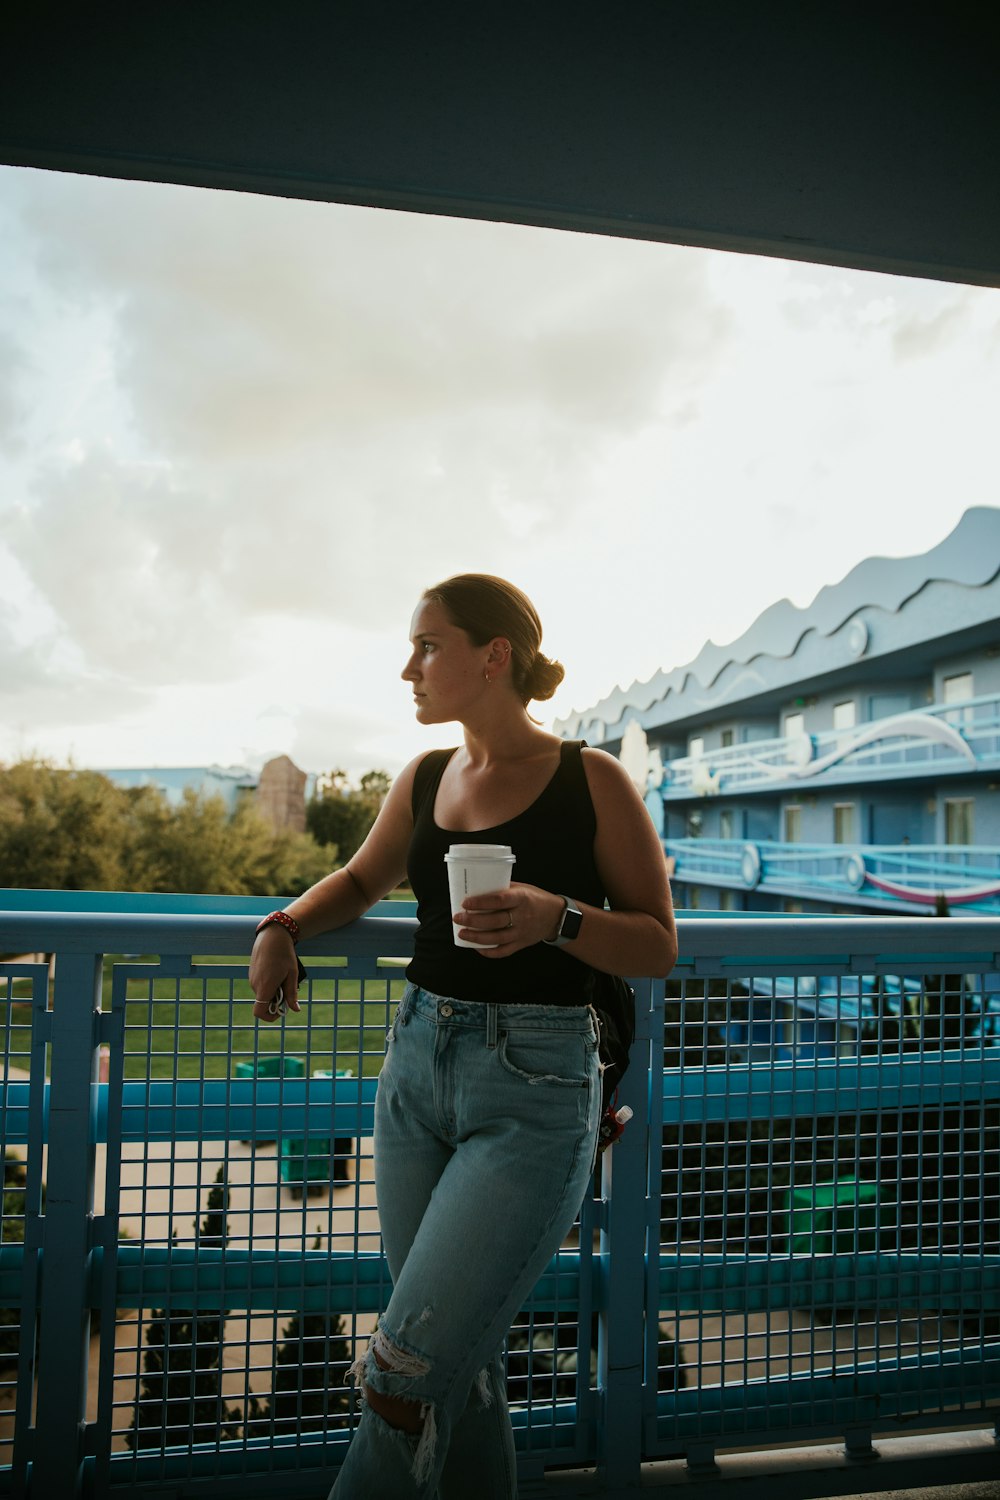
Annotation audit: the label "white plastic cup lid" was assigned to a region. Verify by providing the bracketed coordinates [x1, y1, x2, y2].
[444, 844, 514, 861]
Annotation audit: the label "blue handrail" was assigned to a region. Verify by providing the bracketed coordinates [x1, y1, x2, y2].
[665, 837, 1000, 914]
[658, 691, 1000, 799]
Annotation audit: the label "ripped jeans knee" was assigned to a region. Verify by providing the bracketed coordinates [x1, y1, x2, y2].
[351, 1319, 439, 1485]
[348, 1317, 498, 1489]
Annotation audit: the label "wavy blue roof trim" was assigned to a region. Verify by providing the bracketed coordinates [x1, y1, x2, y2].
[555, 507, 1000, 736]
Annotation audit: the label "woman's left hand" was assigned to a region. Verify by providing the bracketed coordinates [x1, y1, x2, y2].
[454, 882, 566, 957]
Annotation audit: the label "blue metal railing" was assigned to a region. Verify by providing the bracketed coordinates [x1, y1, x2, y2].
[666, 837, 1000, 914]
[0, 898, 998, 1496]
[659, 691, 1000, 800]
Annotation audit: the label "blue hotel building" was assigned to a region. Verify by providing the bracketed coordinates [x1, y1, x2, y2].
[556, 507, 1000, 916]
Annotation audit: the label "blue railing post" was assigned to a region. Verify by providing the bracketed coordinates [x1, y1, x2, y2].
[32, 948, 103, 1499]
[595, 976, 655, 1492]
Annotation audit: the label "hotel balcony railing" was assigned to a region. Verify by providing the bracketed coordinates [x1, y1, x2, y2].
[0, 894, 998, 1498]
[658, 693, 1000, 801]
[666, 837, 1000, 915]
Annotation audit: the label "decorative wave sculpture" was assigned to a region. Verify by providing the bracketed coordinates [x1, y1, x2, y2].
[742, 711, 975, 783]
[864, 872, 1000, 905]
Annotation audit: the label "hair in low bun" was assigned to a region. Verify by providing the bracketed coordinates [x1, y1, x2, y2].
[422, 573, 562, 706]
[526, 652, 565, 703]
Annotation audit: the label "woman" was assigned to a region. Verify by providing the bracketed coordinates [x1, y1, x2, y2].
[249, 574, 676, 1500]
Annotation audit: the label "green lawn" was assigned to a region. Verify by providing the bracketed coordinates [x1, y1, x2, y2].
[4, 955, 406, 1082]
[113, 955, 408, 1081]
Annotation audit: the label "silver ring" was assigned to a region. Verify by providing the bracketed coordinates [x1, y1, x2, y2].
[506, 910, 514, 929]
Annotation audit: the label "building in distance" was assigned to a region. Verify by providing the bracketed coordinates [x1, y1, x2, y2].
[556, 507, 1000, 917]
[99, 757, 314, 834]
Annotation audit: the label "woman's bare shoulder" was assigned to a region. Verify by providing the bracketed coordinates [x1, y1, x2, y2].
[580, 744, 636, 791]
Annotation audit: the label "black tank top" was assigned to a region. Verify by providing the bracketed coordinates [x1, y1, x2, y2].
[405, 740, 605, 1005]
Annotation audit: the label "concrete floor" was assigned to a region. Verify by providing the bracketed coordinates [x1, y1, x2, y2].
[544, 1425, 998, 1498]
[815, 1482, 995, 1494]
[823, 1487, 998, 1499]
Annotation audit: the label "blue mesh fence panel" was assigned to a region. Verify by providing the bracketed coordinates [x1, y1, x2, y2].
[86, 941, 597, 1491]
[1, 908, 998, 1496]
[0, 960, 46, 1484]
[648, 954, 1000, 1456]
[97, 953, 399, 1485]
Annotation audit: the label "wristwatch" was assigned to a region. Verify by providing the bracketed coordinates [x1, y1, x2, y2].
[543, 896, 583, 947]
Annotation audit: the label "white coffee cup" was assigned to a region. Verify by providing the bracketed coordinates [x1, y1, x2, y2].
[445, 844, 516, 948]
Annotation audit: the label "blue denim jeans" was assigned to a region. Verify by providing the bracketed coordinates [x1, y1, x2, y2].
[329, 984, 601, 1500]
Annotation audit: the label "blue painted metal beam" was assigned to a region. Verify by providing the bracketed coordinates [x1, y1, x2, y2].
[103, 1246, 590, 1314]
[3, 1244, 994, 1318]
[656, 1251, 1000, 1314]
[104, 1076, 379, 1142]
[652, 1345, 1000, 1436]
[662, 1054, 1000, 1123]
[3, 1076, 380, 1144]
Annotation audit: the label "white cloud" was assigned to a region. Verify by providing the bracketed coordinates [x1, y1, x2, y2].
[1, 165, 998, 773]
[9, 451, 245, 682]
[2, 168, 736, 652]
[9, 172, 730, 459]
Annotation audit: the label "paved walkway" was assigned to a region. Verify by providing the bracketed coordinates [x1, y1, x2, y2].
[826, 1486, 997, 1499]
[546, 1426, 997, 1497]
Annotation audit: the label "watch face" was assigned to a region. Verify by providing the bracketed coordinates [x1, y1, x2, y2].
[560, 904, 584, 942]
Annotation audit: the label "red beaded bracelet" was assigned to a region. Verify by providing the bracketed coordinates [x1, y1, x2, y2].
[255, 910, 301, 943]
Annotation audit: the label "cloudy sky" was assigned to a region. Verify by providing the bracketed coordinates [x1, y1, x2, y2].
[1, 165, 998, 779]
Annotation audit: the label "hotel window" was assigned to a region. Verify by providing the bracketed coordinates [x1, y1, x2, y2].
[720, 729, 734, 748]
[833, 700, 856, 731]
[689, 735, 705, 759]
[784, 805, 802, 843]
[720, 808, 736, 841]
[945, 798, 974, 845]
[833, 802, 856, 843]
[784, 712, 805, 739]
[943, 672, 974, 726]
[718, 888, 736, 911]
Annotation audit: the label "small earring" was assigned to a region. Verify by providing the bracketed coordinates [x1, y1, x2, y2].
[484, 670, 492, 684]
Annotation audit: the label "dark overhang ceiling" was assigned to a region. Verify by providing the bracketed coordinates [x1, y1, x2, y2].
[2, 3, 999, 287]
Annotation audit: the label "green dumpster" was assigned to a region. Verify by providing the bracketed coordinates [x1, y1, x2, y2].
[280, 1068, 354, 1190]
[235, 1054, 306, 1081]
[785, 1176, 887, 1255]
[235, 1054, 305, 1146]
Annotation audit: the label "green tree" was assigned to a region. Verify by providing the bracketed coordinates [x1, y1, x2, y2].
[123, 788, 333, 896]
[247, 1235, 352, 1438]
[306, 769, 391, 865]
[127, 1167, 241, 1450]
[262, 823, 339, 897]
[0, 760, 335, 899]
[0, 760, 131, 890]
[262, 1309, 352, 1434]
